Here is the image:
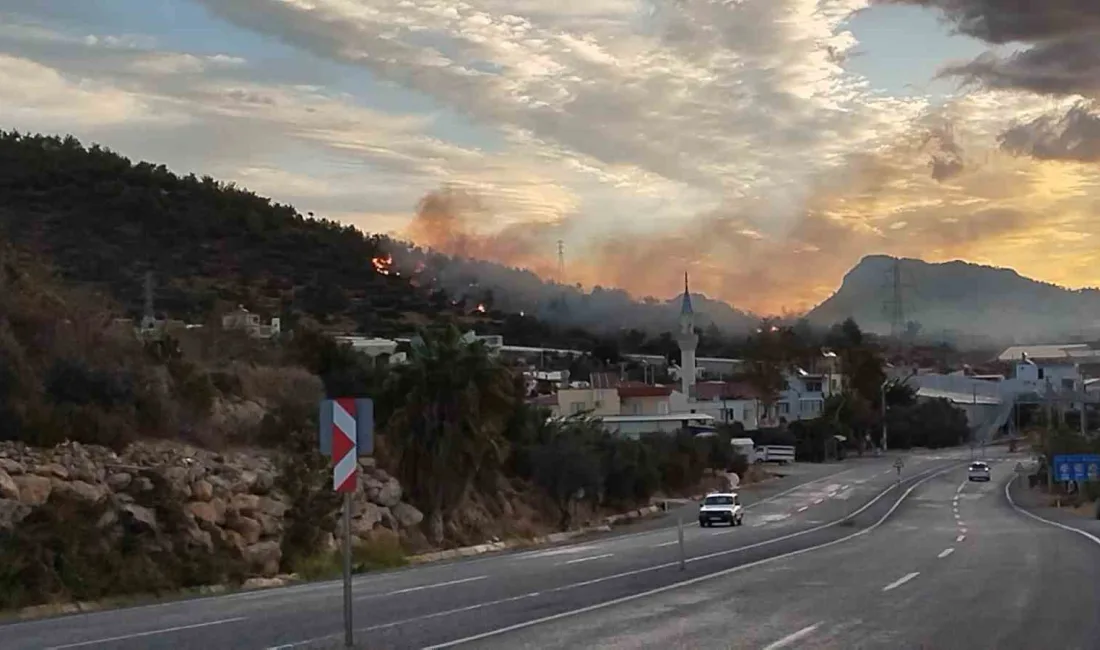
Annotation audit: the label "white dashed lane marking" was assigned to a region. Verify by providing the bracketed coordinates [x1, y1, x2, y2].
[883, 572, 921, 592]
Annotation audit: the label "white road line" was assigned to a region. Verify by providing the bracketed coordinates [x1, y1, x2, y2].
[266, 462, 961, 650]
[654, 540, 680, 548]
[812, 498, 824, 505]
[562, 553, 614, 565]
[1005, 476, 1100, 548]
[882, 572, 921, 592]
[386, 575, 488, 596]
[957, 534, 966, 542]
[959, 525, 967, 532]
[762, 623, 823, 650]
[797, 506, 809, 512]
[44, 618, 247, 649]
[938, 548, 955, 559]
[418, 463, 961, 650]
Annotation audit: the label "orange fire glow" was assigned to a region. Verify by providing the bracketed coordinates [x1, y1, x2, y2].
[372, 254, 393, 275]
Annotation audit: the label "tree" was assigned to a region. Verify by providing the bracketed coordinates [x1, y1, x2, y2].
[382, 325, 516, 543]
[530, 419, 603, 530]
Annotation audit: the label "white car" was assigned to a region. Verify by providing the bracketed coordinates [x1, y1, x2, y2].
[968, 461, 991, 482]
[699, 492, 744, 527]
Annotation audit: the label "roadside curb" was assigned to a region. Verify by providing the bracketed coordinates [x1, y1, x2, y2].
[408, 505, 667, 565]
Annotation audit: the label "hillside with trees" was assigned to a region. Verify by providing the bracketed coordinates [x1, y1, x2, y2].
[0, 131, 756, 359]
[0, 237, 741, 608]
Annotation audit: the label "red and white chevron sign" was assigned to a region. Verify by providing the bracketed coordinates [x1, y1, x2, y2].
[319, 397, 374, 494]
[330, 398, 358, 492]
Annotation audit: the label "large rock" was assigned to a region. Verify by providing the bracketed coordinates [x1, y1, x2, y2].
[0, 458, 25, 475]
[0, 499, 31, 530]
[52, 480, 108, 504]
[258, 496, 288, 519]
[230, 493, 261, 516]
[0, 470, 19, 500]
[14, 474, 52, 506]
[106, 472, 132, 490]
[191, 479, 214, 502]
[227, 515, 263, 545]
[392, 502, 424, 528]
[36, 463, 68, 479]
[243, 541, 282, 576]
[376, 479, 403, 508]
[185, 501, 220, 526]
[122, 503, 158, 532]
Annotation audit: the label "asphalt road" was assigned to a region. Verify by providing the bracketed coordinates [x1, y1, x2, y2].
[477, 456, 1100, 650]
[0, 449, 991, 650]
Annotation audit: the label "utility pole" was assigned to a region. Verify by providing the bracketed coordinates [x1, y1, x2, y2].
[557, 240, 565, 284]
[880, 380, 888, 452]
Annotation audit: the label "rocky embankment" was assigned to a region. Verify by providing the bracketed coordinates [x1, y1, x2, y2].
[0, 440, 424, 583]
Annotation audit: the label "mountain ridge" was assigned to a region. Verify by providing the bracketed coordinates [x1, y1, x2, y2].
[808, 254, 1100, 344]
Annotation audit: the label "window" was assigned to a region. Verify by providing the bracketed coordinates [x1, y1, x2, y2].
[779, 402, 790, 414]
[805, 381, 822, 393]
[658, 402, 670, 415]
[1038, 368, 1045, 379]
[1063, 378, 1075, 391]
[782, 380, 791, 390]
[570, 402, 586, 414]
[703, 495, 735, 506]
[632, 403, 641, 415]
[743, 407, 752, 421]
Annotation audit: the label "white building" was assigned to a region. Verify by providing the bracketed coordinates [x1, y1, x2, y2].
[221, 306, 281, 339]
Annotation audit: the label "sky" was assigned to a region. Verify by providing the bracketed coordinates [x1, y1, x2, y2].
[1, 0, 1098, 315]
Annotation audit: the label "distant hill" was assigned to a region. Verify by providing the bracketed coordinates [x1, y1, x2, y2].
[0, 131, 754, 354]
[384, 248, 759, 337]
[807, 255, 1100, 345]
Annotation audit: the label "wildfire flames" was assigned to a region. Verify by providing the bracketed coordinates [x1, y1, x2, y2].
[372, 254, 394, 275]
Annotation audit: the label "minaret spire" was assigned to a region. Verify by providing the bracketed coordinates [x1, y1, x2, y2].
[676, 272, 699, 399]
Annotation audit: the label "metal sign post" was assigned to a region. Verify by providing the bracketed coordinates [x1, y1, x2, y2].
[677, 514, 685, 571]
[894, 457, 904, 486]
[319, 398, 375, 649]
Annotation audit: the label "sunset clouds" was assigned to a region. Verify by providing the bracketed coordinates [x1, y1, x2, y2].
[1, 0, 1098, 314]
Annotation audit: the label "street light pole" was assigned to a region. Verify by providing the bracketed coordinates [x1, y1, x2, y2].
[881, 380, 888, 452]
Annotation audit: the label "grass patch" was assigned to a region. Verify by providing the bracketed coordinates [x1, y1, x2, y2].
[289, 537, 407, 582]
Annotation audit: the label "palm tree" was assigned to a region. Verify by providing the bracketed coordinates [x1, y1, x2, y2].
[383, 325, 516, 543]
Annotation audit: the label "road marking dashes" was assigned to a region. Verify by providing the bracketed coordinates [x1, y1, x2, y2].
[561, 553, 614, 565]
[938, 548, 955, 559]
[883, 572, 921, 592]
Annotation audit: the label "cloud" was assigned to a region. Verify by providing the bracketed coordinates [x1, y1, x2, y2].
[882, 0, 1100, 98]
[1000, 102, 1100, 163]
[5, 2, 1100, 318]
[193, 0, 926, 204]
[0, 53, 169, 128]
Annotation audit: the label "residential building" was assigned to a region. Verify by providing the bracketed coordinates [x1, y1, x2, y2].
[618, 383, 674, 416]
[554, 387, 621, 417]
[774, 369, 837, 423]
[693, 380, 762, 430]
[221, 306, 281, 339]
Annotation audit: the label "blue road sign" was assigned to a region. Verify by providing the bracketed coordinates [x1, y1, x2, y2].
[1053, 454, 1100, 482]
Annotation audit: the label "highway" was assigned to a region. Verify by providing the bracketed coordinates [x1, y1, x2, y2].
[4, 448, 1091, 649]
[474, 457, 1100, 650]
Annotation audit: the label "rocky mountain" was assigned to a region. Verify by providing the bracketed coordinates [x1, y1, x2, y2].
[807, 255, 1100, 345]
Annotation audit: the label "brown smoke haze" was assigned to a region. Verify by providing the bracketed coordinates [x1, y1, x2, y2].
[404, 111, 1100, 316]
